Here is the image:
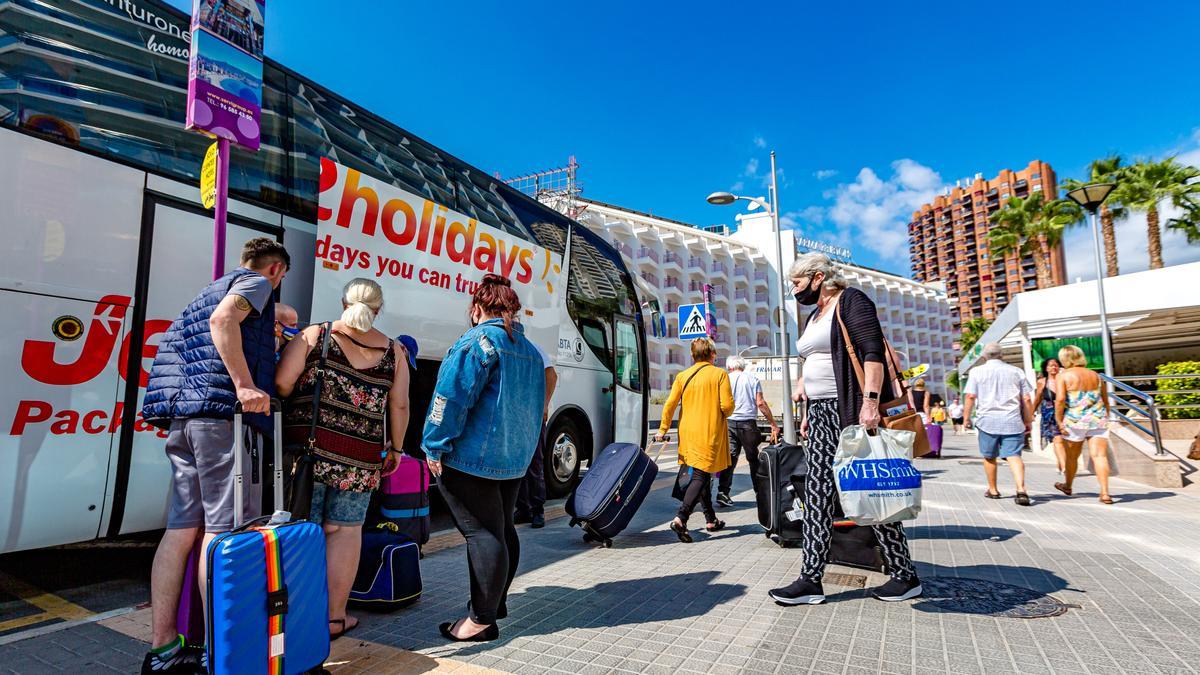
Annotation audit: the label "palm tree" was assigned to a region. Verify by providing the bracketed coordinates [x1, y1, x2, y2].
[1062, 156, 1127, 277]
[988, 193, 1083, 289]
[959, 317, 992, 358]
[1120, 159, 1200, 269]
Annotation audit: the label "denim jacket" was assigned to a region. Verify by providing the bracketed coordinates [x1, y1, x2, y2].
[421, 319, 546, 479]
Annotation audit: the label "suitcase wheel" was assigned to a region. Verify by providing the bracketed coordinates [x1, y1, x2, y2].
[602, 538, 613, 548]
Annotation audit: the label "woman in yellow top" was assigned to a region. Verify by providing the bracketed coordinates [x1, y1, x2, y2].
[654, 338, 734, 543]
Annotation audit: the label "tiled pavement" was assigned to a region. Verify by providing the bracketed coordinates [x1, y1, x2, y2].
[3, 432, 1199, 674]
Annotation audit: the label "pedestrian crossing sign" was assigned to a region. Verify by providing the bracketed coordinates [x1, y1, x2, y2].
[678, 303, 709, 339]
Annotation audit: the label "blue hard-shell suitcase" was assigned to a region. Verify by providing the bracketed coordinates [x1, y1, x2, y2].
[349, 524, 422, 609]
[207, 402, 330, 675]
[566, 442, 658, 547]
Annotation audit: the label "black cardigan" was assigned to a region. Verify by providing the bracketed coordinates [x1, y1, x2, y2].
[800, 287, 898, 430]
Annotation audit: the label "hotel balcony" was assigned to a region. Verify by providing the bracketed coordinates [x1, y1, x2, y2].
[640, 271, 659, 287]
[616, 241, 633, 259]
[662, 276, 684, 298]
[667, 352, 686, 366]
[636, 246, 661, 268]
[755, 335, 772, 349]
[688, 280, 706, 294]
[687, 258, 706, 274]
[753, 270, 769, 287]
[733, 265, 750, 283]
[735, 311, 753, 330]
[734, 288, 751, 308]
[710, 261, 730, 278]
[754, 290, 769, 304]
[662, 251, 683, 272]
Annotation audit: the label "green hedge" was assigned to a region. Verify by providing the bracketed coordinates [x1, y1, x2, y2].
[1156, 361, 1200, 420]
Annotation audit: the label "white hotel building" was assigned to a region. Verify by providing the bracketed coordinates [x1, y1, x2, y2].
[573, 198, 959, 398]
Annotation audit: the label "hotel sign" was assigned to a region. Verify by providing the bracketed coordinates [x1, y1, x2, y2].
[796, 237, 852, 263]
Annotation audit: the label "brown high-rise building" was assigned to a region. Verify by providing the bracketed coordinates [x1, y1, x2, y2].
[908, 160, 1065, 331]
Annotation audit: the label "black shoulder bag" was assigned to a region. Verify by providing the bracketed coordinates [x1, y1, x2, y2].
[288, 322, 331, 520]
[671, 363, 711, 501]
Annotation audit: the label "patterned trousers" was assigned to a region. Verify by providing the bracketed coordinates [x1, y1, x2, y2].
[801, 399, 918, 582]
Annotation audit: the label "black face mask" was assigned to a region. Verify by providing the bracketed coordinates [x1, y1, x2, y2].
[793, 278, 821, 305]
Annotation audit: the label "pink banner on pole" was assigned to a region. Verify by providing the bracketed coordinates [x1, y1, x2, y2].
[186, 0, 265, 151]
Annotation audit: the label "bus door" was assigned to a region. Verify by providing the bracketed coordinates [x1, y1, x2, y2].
[612, 315, 646, 446]
[109, 196, 280, 536]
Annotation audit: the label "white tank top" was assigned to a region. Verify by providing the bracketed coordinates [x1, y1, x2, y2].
[796, 308, 837, 400]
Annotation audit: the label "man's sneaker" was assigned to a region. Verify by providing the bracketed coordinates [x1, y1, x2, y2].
[141, 643, 206, 674]
[768, 578, 825, 605]
[530, 514, 545, 529]
[715, 492, 734, 508]
[870, 576, 923, 602]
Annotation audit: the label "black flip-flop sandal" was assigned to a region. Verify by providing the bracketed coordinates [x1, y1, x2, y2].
[669, 519, 693, 543]
[705, 520, 726, 532]
[984, 491, 1002, 499]
[329, 617, 359, 641]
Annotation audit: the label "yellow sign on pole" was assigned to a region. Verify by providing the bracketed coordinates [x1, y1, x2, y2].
[902, 363, 930, 381]
[200, 142, 218, 209]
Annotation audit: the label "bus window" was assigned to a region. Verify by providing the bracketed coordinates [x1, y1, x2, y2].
[578, 319, 610, 367]
[615, 319, 642, 392]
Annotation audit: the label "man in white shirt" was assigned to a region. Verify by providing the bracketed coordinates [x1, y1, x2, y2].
[716, 356, 780, 507]
[963, 343, 1033, 506]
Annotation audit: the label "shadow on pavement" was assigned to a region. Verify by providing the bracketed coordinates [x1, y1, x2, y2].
[905, 524, 1021, 542]
[449, 571, 748, 654]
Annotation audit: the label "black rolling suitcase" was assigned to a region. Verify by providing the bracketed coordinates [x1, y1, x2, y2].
[754, 442, 807, 547]
[566, 442, 659, 547]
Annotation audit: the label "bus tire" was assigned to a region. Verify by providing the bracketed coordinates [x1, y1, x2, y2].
[545, 416, 585, 497]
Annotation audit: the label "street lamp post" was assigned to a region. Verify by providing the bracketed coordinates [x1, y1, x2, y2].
[707, 151, 797, 444]
[1066, 183, 1116, 378]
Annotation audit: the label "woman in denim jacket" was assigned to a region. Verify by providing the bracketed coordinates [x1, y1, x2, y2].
[422, 274, 545, 642]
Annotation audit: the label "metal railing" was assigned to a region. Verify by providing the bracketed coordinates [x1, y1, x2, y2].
[1102, 373, 1200, 457]
[1102, 373, 1166, 456]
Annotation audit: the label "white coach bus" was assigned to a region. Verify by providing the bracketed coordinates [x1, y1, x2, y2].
[0, 0, 652, 553]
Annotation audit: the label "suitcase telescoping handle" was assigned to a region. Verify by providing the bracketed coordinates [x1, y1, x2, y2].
[232, 399, 285, 529]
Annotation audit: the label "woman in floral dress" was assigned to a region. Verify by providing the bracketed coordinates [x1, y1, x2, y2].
[277, 278, 410, 639]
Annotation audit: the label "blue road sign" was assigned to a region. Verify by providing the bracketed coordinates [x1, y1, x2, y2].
[678, 303, 709, 339]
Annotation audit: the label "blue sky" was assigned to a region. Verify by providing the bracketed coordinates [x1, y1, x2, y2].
[168, 0, 1200, 279]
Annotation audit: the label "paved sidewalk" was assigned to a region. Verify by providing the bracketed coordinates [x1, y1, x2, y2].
[3, 432, 1199, 674]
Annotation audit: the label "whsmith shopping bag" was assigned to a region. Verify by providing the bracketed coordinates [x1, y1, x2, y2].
[833, 425, 922, 526]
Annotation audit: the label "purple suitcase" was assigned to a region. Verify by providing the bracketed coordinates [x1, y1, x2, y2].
[924, 423, 943, 458]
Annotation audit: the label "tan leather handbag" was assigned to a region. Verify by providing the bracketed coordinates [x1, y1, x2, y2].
[834, 302, 931, 458]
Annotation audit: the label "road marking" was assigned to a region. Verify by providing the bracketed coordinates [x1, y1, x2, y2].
[0, 570, 94, 635]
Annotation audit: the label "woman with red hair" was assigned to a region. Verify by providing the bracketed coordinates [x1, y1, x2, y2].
[422, 274, 546, 642]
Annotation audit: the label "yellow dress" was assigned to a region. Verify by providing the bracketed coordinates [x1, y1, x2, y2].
[657, 362, 734, 474]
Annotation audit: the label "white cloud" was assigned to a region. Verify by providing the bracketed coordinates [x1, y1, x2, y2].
[753, 136, 767, 149]
[744, 157, 760, 177]
[729, 180, 745, 192]
[814, 169, 838, 180]
[810, 159, 946, 262]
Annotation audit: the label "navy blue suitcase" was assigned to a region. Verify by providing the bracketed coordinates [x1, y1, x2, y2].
[207, 402, 330, 675]
[566, 442, 658, 547]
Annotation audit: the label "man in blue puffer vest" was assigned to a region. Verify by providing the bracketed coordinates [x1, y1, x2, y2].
[140, 237, 289, 675]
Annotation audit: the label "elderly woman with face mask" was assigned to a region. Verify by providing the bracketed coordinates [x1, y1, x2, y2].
[768, 253, 922, 607]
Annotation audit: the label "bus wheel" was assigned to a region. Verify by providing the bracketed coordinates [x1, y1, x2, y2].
[545, 417, 583, 497]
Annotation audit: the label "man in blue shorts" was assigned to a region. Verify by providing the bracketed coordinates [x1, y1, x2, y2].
[963, 343, 1033, 506]
[140, 237, 289, 674]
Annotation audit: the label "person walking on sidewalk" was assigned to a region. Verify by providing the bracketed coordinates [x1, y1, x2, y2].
[948, 397, 965, 435]
[423, 275, 545, 643]
[715, 355, 780, 507]
[140, 238, 289, 674]
[276, 278, 409, 640]
[769, 253, 922, 606]
[1054, 345, 1115, 504]
[910, 378, 931, 423]
[1035, 357, 1067, 475]
[514, 341, 558, 529]
[963, 343, 1033, 506]
[654, 338, 734, 542]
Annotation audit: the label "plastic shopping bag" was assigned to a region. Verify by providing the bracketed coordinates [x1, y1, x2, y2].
[833, 425, 922, 526]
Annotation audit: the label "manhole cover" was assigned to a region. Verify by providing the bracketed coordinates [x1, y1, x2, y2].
[918, 577, 1069, 619]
